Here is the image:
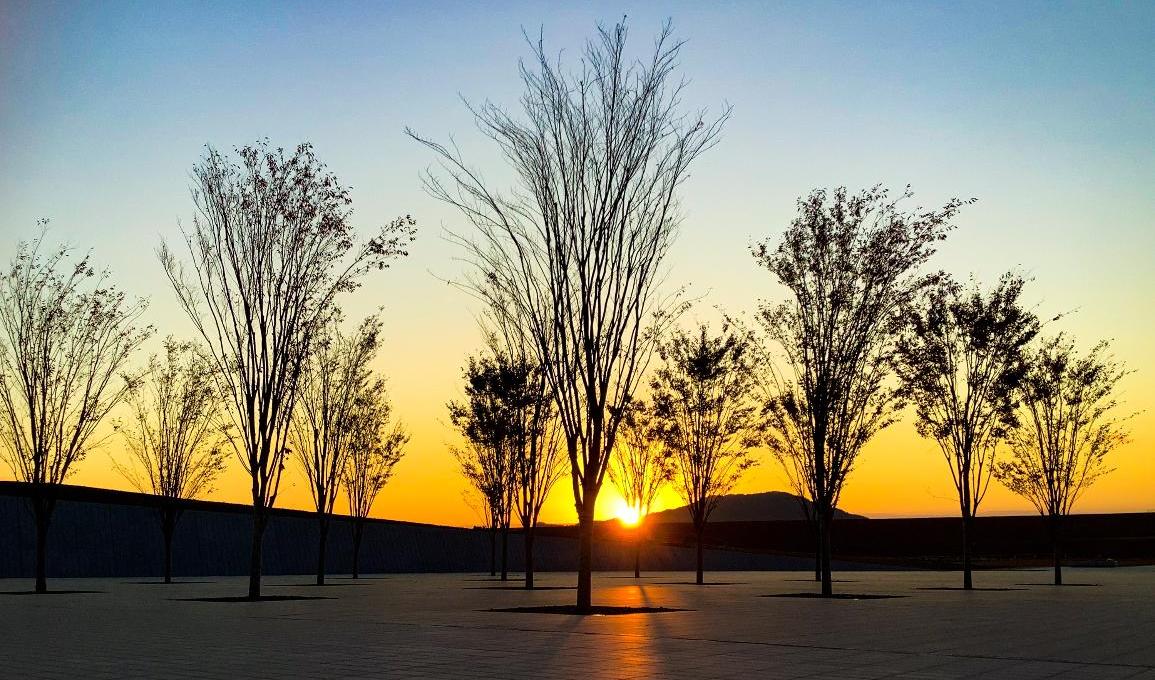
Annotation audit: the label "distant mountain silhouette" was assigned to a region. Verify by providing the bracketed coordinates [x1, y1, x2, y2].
[646, 491, 866, 523]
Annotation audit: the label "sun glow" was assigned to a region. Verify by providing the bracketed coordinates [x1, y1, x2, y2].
[615, 500, 642, 527]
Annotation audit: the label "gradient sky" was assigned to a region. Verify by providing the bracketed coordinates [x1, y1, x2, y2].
[1, 1, 1153, 526]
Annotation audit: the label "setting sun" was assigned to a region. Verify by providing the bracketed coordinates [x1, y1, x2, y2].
[615, 500, 642, 527]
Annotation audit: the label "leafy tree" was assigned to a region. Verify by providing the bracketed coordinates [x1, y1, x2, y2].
[117, 338, 227, 584]
[291, 315, 382, 585]
[0, 229, 151, 593]
[608, 401, 671, 578]
[343, 379, 407, 579]
[755, 186, 970, 596]
[995, 335, 1132, 585]
[160, 141, 414, 598]
[651, 323, 759, 585]
[892, 273, 1039, 589]
[410, 21, 726, 611]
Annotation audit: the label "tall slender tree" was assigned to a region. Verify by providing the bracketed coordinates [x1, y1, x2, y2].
[0, 229, 151, 593]
[410, 21, 726, 611]
[159, 141, 414, 598]
[343, 379, 407, 579]
[608, 401, 671, 578]
[893, 273, 1039, 589]
[995, 335, 1132, 585]
[651, 323, 759, 585]
[291, 315, 382, 585]
[755, 186, 970, 596]
[116, 338, 227, 584]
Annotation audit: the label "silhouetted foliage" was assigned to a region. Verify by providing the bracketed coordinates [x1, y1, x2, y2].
[995, 335, 1133, 585]
[343, 379, 407, 579]
[651, 323, 759, 584]
[116, 337, 227, 584]
[159, 141, 415, 598]
[893, 273, 1039, 589]
[410, 20, 727, 611]
[0, 227, 151, 592]
[754, 186, 970, 596]
[449, 352, 522, 580]
[608, 401, 671, 578]
[291, 315, 382, 585]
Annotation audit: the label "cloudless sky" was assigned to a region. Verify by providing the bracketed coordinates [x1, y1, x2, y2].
[1, 1, 1153, 526]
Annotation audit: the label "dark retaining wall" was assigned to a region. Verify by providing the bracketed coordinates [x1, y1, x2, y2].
[0, 483, 826, 579]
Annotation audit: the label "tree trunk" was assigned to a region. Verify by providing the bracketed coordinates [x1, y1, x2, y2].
[316, 512, 329, 586]
[161, 505, 179, 585]
[634, 533, 641, 579]
[576, 500, 594, 613]
[500, 524, 509, 582]
[695, 527, 705, 585]
[489, 526, 496, 577]
[818, 507, 833, 596]
[351, 519, 364, 580]
[524, 528, 535, 590]
[248, 506, 267, 600]
[32, 493, 54, 594]
[813, 520, 821, 582]
[961, 513, 974, 590]
[1051, 514, 1063, 586]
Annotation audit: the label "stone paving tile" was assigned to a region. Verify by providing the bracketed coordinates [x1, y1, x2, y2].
[0, 568, 1152, 678]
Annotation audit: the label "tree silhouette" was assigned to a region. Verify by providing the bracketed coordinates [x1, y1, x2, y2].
[449, 353, 519, 580]
[651, 323, 759, 585]
[159, 141, 414, 598]
[410, 20, 726, 611]
[343, 379, 407, 579]
[116, 338, 227, 584]
[995, 335, 1132, 585]
[291, 315, 382, 585]
[481, 299, 566, 589]
[608, 401, 671, 578]
[755, 186, 970, 596]
[0, 228, 151, 592]
[893, 273, 1039, 589]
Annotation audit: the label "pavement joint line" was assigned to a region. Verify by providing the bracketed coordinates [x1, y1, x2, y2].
[239, 613, 1155, 672]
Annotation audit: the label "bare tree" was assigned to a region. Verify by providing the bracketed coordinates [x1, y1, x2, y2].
[342, 379, 407, 579]
[159, 141, 415, 598]
[116, 337, 227, 584]
[892, 273, 1039, 589]
[409, 20, 727, 611]
[754, 186, 970, 596]
[291, 315, 382, 585]
[651, 323, 759, 585]
[609, 400, 671, 578]
[449, 353, 518, 580]
[995, 335, 1132, 585]
[0, 228, 151, 592]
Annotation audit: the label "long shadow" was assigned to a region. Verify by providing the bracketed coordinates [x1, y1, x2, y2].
[1014, 582, 1101, 587]
[465, 585, 576, 591]
[915, 587, 1026, 592]
[265, 582, 371, 588]
[762, 593, 906, 600]
[173, 595, 334, 602]
[124, 580, 217, 585]
[0, 590, 103, 596]
[487, 605, 687, 615]
[654, 581, 745, 586]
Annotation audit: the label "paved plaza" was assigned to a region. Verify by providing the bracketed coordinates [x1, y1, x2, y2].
[1, 568, 1153, 679]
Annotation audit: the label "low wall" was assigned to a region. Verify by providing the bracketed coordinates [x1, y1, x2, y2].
[0, 483, 820, 579]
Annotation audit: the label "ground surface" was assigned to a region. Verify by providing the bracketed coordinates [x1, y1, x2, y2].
[1, 569, 1153, 679]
